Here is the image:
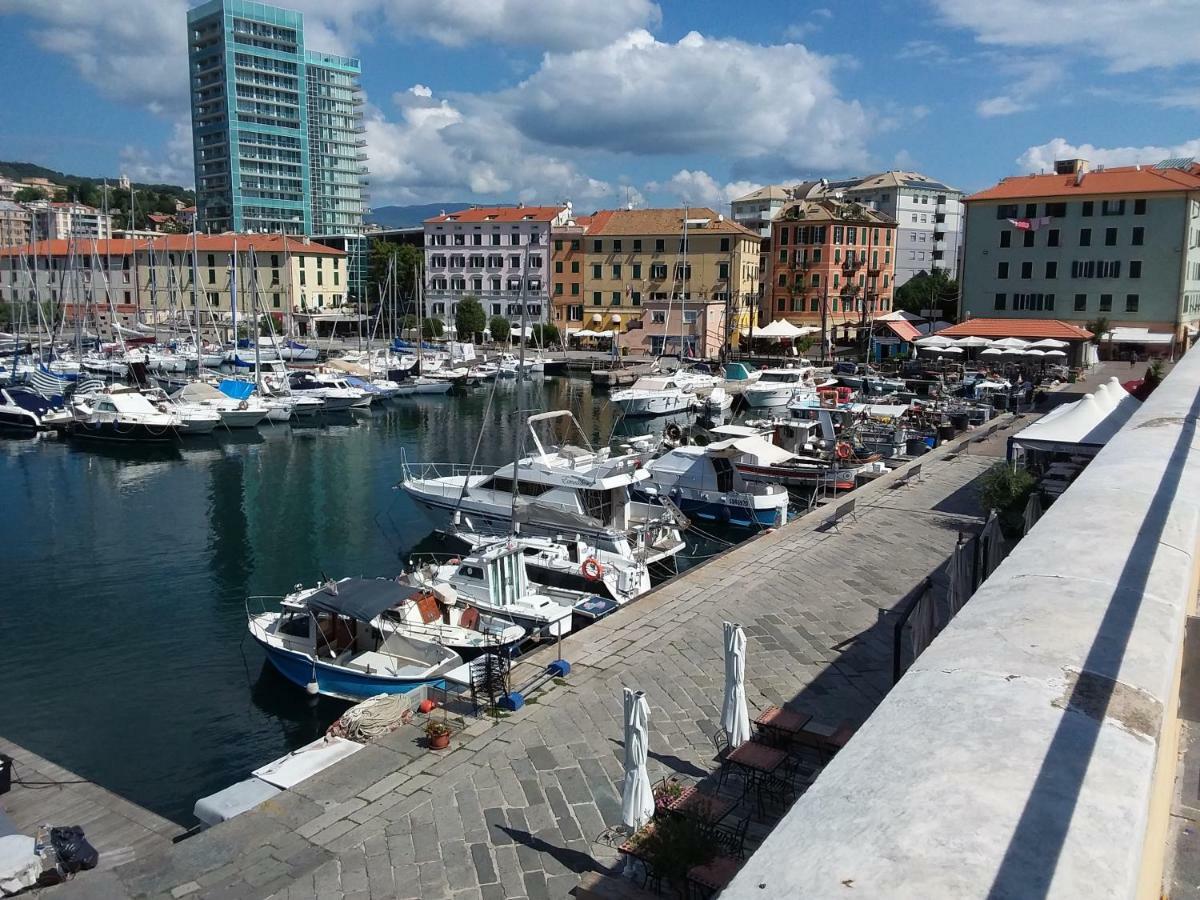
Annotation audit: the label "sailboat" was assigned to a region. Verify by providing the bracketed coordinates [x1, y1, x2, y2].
[394, 264, 452, 397]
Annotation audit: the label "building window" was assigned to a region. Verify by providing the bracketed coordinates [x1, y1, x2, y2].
[651, 263, 667, 279]
[1074, 293, 1086, 311]
[994, 293, 1006, 310]
[1104, 227, 1117, 246]
[778, 273, 787, 287]
[592, 291, 602, 305]
[1099, 293, 1112, 311]
[611, 292, 621, 306]
[571, 283, 579, 295]
[612, 239, 622, 252]
[1130, 260, 1142, 279]
[1082, 201, 1094, 217]
[1020, 261, 1032, 279]
[1047, 229, 1060, 247]
[810, 274, 820, 287]
[633, 239, 642, 251]
[612, 265, 621, 278]
[272, 293, 281, 308]
[592, 240, 602, 253]
[720, 237, 730, 252]
[591, 264, 601, 279]
[1023, 230, 1035, 248]
[997, 261, 1009, 279]
[555, 261, 564, 274]
[1102, 199, 1126, 216]
[570, 239, 580, 251]
[1134, 198, 1147, 215]
[632, 263, 642, 279]
[655, 239, 665, 252]
[1045, 202, 1067, 217]
[999, 231, 1011, 248]
[996, 204, 1018, 219]
[554, 239, 563, 251]
[1125, 294, 1139, 312]
[1132, 226, 1144, 246]
[1045, 261, 1057, 278]
[631, 291, 641, 306]
[1079, 228, 1091, 247]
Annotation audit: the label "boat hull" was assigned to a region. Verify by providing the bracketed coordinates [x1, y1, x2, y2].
[68, 420, 177, 443]
[612, 393, 691, 416]
[255, 639, 447, 701]
[742, 388, 794, 408]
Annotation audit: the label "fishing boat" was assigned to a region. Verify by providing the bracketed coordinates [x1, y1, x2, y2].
[281, 578, 526, 660]
[68, 386, 181, 443]
[610, 373, 695, 417]
[400, 410, 685, 561]
[741, 366, 818, 408]
[247, 585, 464, 701]
[637, 445, 790, 527]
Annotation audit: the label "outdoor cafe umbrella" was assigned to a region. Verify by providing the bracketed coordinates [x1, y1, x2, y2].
[1023, 348, 1047, 358]
[936, 346, 964, 355]
[944, 539, 973, 620]
[988, 338, 1030, 350]
[953, 336, 992, 348]
[1028, 338, 1069, 349]
[916, 335, 955, 348]
[721, 622, 751, 749]
[980, 347, 1004, 357]
[1023, 492, 1043, 535]
[621, 688, 654, 831]
[1044, 349, 1067, 358]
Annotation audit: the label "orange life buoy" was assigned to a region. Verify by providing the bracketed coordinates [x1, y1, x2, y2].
[581, 557, 603, 582]
[835, 441, 852, 460]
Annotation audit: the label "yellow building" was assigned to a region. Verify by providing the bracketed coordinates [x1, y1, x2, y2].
[573, 207, 759, 356]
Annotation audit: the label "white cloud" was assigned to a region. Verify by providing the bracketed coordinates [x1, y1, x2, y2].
[977, 95, 1026, 117]
[409, 84, 433, 99]
[507, 30, 870, 170]
[646, 170, 763, 208]
[1016, 137, 1200, 173]
[931, 0, 1200, 72]
[119, 120, 195, 187]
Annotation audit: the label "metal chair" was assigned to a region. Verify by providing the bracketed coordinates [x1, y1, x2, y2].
[712, 816, 751, 861]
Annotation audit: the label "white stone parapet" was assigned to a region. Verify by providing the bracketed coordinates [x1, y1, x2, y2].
[724, 356, 1200, 899]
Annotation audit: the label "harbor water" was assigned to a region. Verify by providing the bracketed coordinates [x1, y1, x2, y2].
[0, 375, 738, 824]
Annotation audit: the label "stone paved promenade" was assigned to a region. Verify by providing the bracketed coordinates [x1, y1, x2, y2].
[45, 407, 1058, 900]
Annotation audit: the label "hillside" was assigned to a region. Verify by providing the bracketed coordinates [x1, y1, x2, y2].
[368, 202, 473, 228]
[0, 161, 194, 202]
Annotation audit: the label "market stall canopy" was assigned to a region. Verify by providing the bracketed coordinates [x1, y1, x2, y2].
[755, 319, 817, 339]
[1010, 388, 1141, 455]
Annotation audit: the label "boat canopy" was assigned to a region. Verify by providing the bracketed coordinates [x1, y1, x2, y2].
[708, 435, 796, 465]
[218, 379, 256, 401]
[307, 578, 402, 622]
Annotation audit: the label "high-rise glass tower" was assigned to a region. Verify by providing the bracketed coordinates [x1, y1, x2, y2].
[186, 0, 367, 238]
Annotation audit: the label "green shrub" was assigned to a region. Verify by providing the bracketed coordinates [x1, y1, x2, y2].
[979, 462, 1036, 537]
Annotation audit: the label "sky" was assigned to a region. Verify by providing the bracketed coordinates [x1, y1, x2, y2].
[0, 0, 1198, 212]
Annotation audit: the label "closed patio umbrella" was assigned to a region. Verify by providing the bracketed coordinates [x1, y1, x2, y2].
[978, 510, 1006, 582]
[1023, 492, 1043, 535]
[621, 688, 654, 831]
[722, 621, 751, 749]
[944, 539, 972, 620]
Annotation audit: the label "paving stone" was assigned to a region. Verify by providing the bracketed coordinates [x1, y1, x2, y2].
[469, 843, 497, 885]
[523, 870, 551, 900]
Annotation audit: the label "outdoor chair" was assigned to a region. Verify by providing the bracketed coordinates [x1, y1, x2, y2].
[712, 816, 751, 861]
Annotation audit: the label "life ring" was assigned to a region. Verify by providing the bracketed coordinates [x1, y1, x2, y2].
[581, 557, 603, 582]
[835, 441, 853, 460]
[664, 423, 683, 443]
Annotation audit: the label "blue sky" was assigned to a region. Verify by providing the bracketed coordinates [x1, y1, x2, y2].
[0, 0, 1197, 211]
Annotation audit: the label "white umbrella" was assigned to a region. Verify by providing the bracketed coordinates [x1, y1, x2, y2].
[936, 346, 964, 355]
[573, 329, 598, 338]
[988, 337, 1030, 349]
[1023, 492, 1043, 535]
[980, 347, 1004, 357]
[953, 336, 991, 348]
[916, 335, 954, 348]
[944, 540, 973, 620]
[1023, 348, 1046, 357]
[721, 622, 751, 749]
[1028, 338, 1068, 349]
[1044, 349, 1067, 358]
[621, 688, 654, 831]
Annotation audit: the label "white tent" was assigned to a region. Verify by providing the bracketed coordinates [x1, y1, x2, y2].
[1010, 390, 1141, 455]
[572, 329, 599, 338]
[721, 622, 751, 749]
[755, 319, 817, 339]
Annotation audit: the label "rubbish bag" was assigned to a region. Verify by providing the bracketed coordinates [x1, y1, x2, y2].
[49, 826, 98, 874]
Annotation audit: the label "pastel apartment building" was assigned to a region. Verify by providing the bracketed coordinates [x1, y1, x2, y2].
[961, 157, 1200, 354]
[423, 205, 571, 326]
[768, 198, 898, 336]
[27, 201, 113, 241]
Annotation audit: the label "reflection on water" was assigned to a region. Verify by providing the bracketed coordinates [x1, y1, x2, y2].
[0, 376, 751, 823]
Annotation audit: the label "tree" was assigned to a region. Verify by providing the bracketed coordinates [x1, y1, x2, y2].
[421, 317, 444, 340]
[368, 240, 423, 314]
[488, 315, 511, 343]
[894, 269, 959, 319]
[13, 187, 46, 203]
[530, 323, 559, 348]
[1086, 316, 1111, 345]
[455, 295, 486, 343]
[978, 462, 1037, 538]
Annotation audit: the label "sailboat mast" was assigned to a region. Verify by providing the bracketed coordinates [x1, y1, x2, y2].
[191, 228, 202, 367]
[510, 243, 530, 532]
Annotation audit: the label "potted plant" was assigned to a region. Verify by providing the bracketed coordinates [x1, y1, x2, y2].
[652, 776, 684, 815]
[424, 720, 452, 750]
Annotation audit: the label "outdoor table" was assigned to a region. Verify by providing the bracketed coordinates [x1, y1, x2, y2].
[618, 822, 656, 861]
[666, 785, 736, 828]
[725, 741, 786, 792]
[753, 705, 811, 745]
[688, 855, 743, 897]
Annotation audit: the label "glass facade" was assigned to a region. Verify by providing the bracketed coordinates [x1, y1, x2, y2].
[187, 1, 367, 238]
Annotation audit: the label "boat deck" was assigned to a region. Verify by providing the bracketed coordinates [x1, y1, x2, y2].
[0, 737, 177, 878]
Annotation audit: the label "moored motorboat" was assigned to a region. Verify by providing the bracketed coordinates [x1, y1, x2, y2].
[68, 386, 181, 443]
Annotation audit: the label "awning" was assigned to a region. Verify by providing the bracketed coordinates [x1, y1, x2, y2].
[1104, 327, 1174, 345]
[306, 578, 406, 622]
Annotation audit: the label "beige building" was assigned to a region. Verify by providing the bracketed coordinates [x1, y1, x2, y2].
[28, 201, 113, 241]
[0, 234, 345, 337]
[575, 207, 760, 356]
[0, 201, 32, 247]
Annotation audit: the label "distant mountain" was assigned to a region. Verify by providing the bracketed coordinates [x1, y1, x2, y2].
[368, 203, 473, 228]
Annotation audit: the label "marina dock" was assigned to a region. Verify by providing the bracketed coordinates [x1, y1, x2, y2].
[18, 410, 1033, 899]
[0, 738, 177, 887]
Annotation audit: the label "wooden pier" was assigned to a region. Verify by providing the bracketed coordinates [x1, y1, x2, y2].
[0, 737, 177, 877]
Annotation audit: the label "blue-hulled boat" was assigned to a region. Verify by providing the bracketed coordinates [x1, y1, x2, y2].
[247, 578, 464, 701]
[635, 445, 790, 528]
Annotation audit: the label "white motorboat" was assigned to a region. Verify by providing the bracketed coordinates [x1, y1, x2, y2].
[288, 371, 367, 411]
[68, 386, 181, 442]
[636, 444, 790, 528]
[141, 387, 222, 435]
[611, 374, 695, 417]
[394, 377, 453, 397]
[0, 386, 69, 431]
[703, 386, 733, 413]
[742, 366, 819, 408]
[401, 410, 685, 561]
[174, 381, 269, 428]
[276, 340, 320, 362]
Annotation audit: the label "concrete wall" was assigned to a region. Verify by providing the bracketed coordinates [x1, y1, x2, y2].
[724, 353, 1200, 898]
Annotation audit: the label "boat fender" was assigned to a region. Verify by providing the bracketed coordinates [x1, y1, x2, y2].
[581, 557, 603, 582]
[305, 680, 319, 696]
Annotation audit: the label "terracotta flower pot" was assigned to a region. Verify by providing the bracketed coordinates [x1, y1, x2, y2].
[428, 731, 450, 751]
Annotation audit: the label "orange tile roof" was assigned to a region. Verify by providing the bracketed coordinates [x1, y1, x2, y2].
[883, 319, 921, 342]
[967, 164, 1200, 202]
[425, 205, 566, 224]
[937, 318, 1093, 340]
[0, 234, 344, 258]
[586, 207, 758, 237]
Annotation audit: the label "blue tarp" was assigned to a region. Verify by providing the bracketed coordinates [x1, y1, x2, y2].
[218, 379, 256, 401]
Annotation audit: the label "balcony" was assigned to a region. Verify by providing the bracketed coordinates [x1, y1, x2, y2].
[842, 259, 862, 273]
[934, 240, 947, 252]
